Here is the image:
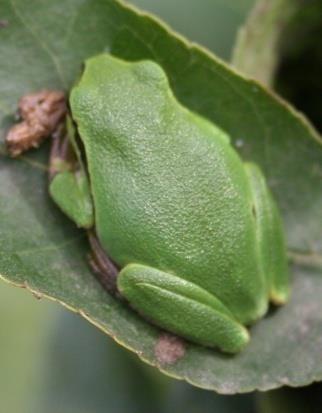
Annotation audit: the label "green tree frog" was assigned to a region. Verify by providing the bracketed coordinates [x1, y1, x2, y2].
[7, 54, 290, 353]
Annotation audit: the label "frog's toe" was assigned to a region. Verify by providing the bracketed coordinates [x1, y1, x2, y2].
[245, 162, 290, 306]
[117, 264, 249, 354]
[270, 286, 290, 305]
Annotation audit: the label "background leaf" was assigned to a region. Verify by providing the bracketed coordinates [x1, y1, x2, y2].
[256, 383, 322, 413]
[37, 306, 255, 413]
[0, 0, 321, 393]
[233, 0, 322, 129]
[0, 283, 57, 412]
[232, 0, 299, 86]
[0, 282, 255, 412]
[133, 0, 255, 61]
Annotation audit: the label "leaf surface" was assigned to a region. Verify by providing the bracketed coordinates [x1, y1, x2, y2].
[0, 0, 321, 393]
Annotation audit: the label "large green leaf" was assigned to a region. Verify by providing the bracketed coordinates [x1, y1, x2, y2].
[0, 0, 321, 393]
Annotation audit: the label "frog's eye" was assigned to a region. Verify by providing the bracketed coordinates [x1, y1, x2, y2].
[133, 60, 167, 85]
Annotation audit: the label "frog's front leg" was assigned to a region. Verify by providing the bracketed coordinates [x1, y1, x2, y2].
[48, 118, 94, 229]
[49, 128, 120, 295]
[11, 105, 118, 295]
[49, 122, 75, 180]
[117, 264, 249, 353]
[245, 163, 290, 305]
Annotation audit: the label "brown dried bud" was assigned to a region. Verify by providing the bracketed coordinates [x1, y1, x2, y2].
[5, 89, 67, 157]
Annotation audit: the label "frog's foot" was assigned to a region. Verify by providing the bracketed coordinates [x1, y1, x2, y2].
[245, 163, 290, 305]
[87, 231, 120, 297]
[117, 264, 249, 353]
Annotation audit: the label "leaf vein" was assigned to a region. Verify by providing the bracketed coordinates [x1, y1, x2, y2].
[9, 0, 66, 88]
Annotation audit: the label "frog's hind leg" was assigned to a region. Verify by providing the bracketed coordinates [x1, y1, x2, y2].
[87, 231, 120, 296]
[245, 163, 290, 305]
[117, 264, 249, 353]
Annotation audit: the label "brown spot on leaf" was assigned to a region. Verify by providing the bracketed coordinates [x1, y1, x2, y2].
[5, 90, 66, 157]
[31, 290, 43, 300]
[0, 20, 9, 29]
[154, 333, 186, 365]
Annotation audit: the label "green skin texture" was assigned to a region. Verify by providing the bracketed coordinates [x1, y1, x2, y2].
[50, 54, 289, 354]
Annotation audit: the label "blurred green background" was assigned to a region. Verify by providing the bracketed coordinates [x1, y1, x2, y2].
[1, 1, 259, 412]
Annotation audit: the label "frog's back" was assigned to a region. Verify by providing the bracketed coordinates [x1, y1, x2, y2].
[70, 54, 267, 324]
